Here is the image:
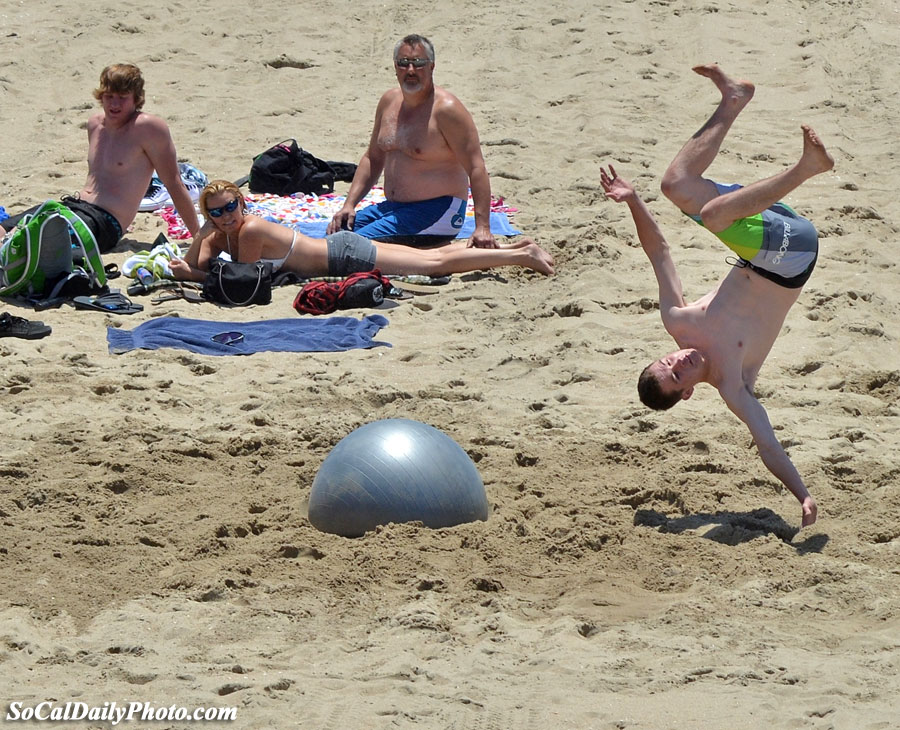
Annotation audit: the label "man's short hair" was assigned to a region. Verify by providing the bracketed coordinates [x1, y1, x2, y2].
[93, 63, 145, 110]
[394, 34, 435, 63]
[637, 363, 682, 411]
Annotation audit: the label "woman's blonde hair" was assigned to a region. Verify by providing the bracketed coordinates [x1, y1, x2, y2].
[198, 180, 246, 218]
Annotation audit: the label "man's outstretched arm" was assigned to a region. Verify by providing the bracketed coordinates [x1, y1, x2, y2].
[601, 166, 685, 315]
[722, 384, 817, 527]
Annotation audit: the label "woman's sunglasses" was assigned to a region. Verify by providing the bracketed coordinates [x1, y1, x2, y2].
[207, 198, 240, 218]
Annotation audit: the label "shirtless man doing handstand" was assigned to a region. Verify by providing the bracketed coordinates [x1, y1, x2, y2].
[602, 64, 834, 527]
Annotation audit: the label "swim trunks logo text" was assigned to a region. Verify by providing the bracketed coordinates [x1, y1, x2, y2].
[772, 220, 791, 265]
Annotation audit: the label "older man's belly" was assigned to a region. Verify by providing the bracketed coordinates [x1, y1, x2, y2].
[383, 155, 469, 202]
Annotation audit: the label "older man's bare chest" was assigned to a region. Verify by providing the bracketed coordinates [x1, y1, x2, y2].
[377, 103, 450, 161]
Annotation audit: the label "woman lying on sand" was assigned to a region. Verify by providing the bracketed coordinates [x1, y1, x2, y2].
[170, 180, 554, 281]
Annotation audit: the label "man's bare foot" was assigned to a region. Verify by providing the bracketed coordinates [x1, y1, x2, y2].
[693, 63, 755, 111]
[799, 124, 835, 176]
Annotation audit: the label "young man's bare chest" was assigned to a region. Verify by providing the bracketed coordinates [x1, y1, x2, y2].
[89, 124, 147, 173]
[688, 271, 800, 382]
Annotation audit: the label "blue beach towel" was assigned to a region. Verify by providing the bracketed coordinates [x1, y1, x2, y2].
[108, 314, 390, 356]
[459, 212, 520, 238]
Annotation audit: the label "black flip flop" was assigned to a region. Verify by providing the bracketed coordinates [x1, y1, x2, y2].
[73, 293, 144, 315]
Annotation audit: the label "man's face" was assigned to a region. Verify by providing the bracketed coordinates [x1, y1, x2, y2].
[650, 348, 705, 399]
[394, 43, 434, 92]
[100, 91, 136, 126]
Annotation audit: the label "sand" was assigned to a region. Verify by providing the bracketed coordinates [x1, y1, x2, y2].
[1, 1, 898, 728]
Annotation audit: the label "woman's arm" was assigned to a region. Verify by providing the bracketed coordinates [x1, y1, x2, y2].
[170, 220, 220, 281]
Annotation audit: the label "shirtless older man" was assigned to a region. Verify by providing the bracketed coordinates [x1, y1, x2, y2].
[327, 34, 499, 249]
[2, 63, 199, 250]
[601, 64, 834, 527]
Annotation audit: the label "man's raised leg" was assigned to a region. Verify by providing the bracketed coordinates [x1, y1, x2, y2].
[660, 64, 755, 215]
[699, 125, 834, 232]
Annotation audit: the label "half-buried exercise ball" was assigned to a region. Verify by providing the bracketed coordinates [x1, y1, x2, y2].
[309, 418, 489, 537]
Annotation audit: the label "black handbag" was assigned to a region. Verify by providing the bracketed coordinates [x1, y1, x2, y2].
[203, 260, 273, 306]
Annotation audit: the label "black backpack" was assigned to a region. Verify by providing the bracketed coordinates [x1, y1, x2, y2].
[248, 139, 355, 196]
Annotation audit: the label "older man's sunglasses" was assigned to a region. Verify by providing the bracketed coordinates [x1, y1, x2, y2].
[395, 57, 430, 69]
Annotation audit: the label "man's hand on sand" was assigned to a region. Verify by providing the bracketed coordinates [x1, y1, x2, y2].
[600, 165, 636, 203]
[468, 225, 499, 249]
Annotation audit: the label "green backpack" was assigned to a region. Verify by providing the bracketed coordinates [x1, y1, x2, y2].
[0, 200, 108, 297]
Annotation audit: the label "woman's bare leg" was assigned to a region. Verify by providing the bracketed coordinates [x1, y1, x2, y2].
[373, 237, 554, 276]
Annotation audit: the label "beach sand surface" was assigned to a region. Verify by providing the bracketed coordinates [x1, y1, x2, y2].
[1, 1, 898, 728]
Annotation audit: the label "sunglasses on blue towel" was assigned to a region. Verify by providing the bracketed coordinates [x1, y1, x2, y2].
[207, 199, 240, 218]
[211, 331, 244, 346]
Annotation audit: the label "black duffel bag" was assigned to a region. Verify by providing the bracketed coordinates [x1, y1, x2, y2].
[249, 139, 336, 196]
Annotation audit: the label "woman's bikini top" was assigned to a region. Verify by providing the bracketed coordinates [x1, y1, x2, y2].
[258, 230, 296, 273]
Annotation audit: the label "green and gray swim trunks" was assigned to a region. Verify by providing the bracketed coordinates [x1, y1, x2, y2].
[688, 181, 819, 288]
